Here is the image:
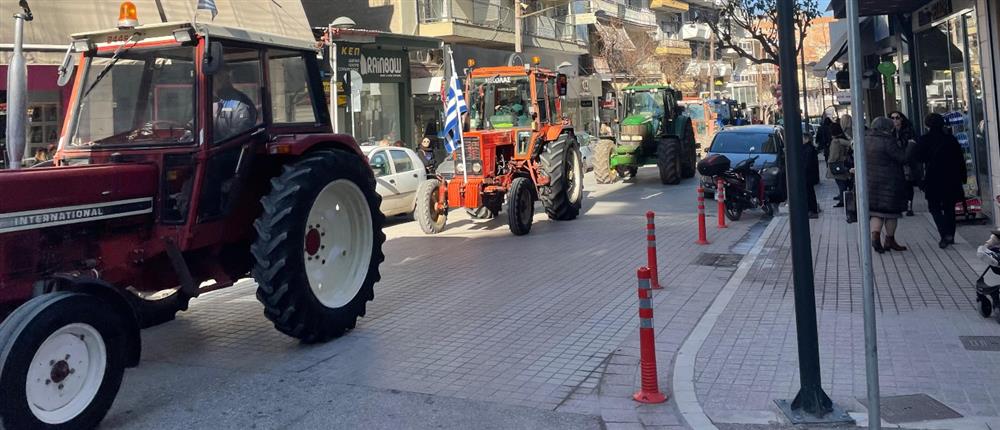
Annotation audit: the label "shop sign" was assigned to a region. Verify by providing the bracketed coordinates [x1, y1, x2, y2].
[336, 42, 408, 84]
[836, 90, 852, 105]
[916, 0, 952, 29]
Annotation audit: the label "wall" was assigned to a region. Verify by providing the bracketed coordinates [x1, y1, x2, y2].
[978, 0, 1000, 223]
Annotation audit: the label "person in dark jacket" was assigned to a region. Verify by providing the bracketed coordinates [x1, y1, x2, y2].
[815, 116, 833, 160]
[866, 116, 909, 253]
[890, 111, 919, 216]
[417, 137, 440, 174]
[914, 113, 967, 248]
[803, 138, 821, 218]
[827, 123, 852, 206]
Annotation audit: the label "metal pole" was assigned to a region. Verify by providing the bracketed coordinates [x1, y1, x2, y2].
[801, 45, 809, 121]
[514, 0, 523, 54]
[328, 36, 339, 133]
[5, 8, 31, 170]
[846, 0, 880, 426]
[709, 33, 716, 100]
[773, 0, 848, 424]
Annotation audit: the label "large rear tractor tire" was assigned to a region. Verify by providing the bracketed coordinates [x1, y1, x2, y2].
[657, 137, 682, 185]
[416, 179, 448, 233]
[506, 177, 534, 235]
[592, 138, 618, 184]
[539, 136, 584, 220]
[0, 292, 127, 429]
[681, 120, 697, 179]
[252, 150, 385, 343]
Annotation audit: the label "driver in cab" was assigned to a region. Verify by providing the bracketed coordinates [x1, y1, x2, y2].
[213, 66, 257, 142]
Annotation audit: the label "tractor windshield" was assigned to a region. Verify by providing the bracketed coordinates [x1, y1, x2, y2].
[467, 75, 531, 130]
[625, 91, 664, 118]
[69, 46, 196, 147]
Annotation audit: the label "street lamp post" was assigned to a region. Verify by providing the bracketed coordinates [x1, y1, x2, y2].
[773, 0, 853, 424]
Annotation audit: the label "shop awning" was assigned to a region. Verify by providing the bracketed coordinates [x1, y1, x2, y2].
[1, 0, 313, 65]
[412, 77, 444, 95]
[829, 0, 933, 18]
[811, 17, 874, 75]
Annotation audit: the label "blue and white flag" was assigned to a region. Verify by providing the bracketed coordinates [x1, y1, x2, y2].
[443, 61, 467, 154]
[197, 0, 218, 20]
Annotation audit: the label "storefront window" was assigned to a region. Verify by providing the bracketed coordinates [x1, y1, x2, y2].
[918, 12, 988, 200]
[338, 82, 402, 146]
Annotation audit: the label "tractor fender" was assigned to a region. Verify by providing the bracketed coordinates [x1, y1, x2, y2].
[544, 125, 572, 142]
[266, 133, 365, 159]
[41, 275, 143, 368]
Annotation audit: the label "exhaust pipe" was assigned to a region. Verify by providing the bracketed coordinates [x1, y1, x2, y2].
[5, 1, 33, 170]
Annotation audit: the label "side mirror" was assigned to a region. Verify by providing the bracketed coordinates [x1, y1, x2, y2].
[203, 41, 224, 75]
[57, 49, 76, 87]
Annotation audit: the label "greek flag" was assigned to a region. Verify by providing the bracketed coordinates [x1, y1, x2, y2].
[443, 62, 467, 154]
[197, 0, 218, 19]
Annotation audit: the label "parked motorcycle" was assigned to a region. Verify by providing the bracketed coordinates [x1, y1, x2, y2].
[697, 154, 785, 221]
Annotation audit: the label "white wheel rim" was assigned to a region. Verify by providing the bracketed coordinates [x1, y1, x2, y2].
[303, 179, 373, 309]
[26, 323, 106, 424]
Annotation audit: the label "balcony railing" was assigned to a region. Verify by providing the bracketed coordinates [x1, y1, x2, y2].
[418, 0, 514, 32]
[526, 15, 581, 42]
[587, 0, 657, 28]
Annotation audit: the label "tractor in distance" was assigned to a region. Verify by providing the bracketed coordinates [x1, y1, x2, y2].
[0, 13, 384, 429]
[592, 84, 697, 185]
[414, 57, 585, 236]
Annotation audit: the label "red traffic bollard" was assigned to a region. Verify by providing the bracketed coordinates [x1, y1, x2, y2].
[696, 187, 710, 245]
[633, 267, 667, 404]
[716, 177, 728, 229]
[645, 211, 662, 290]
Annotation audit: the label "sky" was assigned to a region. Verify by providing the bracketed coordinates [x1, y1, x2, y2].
[818, 0, 832, 14]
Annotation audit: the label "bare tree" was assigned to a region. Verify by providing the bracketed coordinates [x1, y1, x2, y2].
[598, 21, 660, 86]
[702, 0, 821, 66]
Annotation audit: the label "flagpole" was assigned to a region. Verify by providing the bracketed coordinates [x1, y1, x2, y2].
[448, 46, 468, 185]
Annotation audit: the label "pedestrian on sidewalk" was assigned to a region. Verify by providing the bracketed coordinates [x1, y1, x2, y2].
[839, 113, 854, 141]
[891, 111, 920, 216]
[866, 116, 910, 253]
[816, 116, 833, 160]
[914, 113, 967, 248]
[803, 136, 821, 218]
[827, 123, 852, 207]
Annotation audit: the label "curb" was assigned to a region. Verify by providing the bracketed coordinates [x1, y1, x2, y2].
[671, 214, 782, 429]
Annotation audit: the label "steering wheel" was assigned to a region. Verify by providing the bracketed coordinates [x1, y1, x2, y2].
[131, 120, 190, 141]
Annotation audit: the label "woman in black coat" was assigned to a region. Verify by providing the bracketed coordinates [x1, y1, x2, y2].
[914, 113, 967, 248]
[866, 116, 909, 253]
[890, 111, 919, 216]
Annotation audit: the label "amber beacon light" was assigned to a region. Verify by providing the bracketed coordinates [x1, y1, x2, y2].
[118, 1, 139, 30]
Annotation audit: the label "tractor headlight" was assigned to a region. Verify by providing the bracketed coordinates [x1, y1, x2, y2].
[472, 162, 482, 174]
[455, 162, 465, 174]
[626, 135, 641, 141]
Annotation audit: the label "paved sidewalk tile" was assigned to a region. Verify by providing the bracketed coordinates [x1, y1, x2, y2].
[694, 177, 1000, 428]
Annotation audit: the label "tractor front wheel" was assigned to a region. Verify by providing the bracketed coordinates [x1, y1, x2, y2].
[416, 179, 448, 232]
[656, 137, 682, 185]
[252, 149, 385, 343]
[0, 292, 127, 429]
[506, 177, 534, 235]
[592, 138, 618, 184]
[539, 136, 584, 220]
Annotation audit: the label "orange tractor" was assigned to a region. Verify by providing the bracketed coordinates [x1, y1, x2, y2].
[414, 60, 584, 235]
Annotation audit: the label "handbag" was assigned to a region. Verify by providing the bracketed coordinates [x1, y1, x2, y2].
[829, 161, 850, 175]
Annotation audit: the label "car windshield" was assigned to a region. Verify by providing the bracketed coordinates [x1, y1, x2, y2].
[70, 46, 195, 147]
[710, 132, 778, 154]
[626, 91, 664, 117]
[467, 75, 531, 130]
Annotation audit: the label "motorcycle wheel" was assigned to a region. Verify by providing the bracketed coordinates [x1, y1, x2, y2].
[725, 200, 743, 221]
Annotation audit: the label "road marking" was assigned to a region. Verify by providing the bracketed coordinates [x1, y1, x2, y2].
[641, 192, 663, 200]
[671, 215, 780, 430]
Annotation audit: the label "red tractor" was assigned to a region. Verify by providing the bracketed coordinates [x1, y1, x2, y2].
[0, 19, 385, 428]
[414, 60, 584, 235]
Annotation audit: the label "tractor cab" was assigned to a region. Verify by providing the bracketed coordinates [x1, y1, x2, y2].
[458, 58, 568, 178]
[620, 85, 682, 148]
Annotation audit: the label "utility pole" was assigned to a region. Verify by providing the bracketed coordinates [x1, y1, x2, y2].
[773, 0, 852, 424]
[708, 33, 716, 99]
[514, 0, 523, 54]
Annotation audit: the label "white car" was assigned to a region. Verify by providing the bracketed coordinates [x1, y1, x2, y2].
[362, 145, 428, 217]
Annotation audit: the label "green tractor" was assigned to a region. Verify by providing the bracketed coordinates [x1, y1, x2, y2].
[593, 85, 697, 184]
